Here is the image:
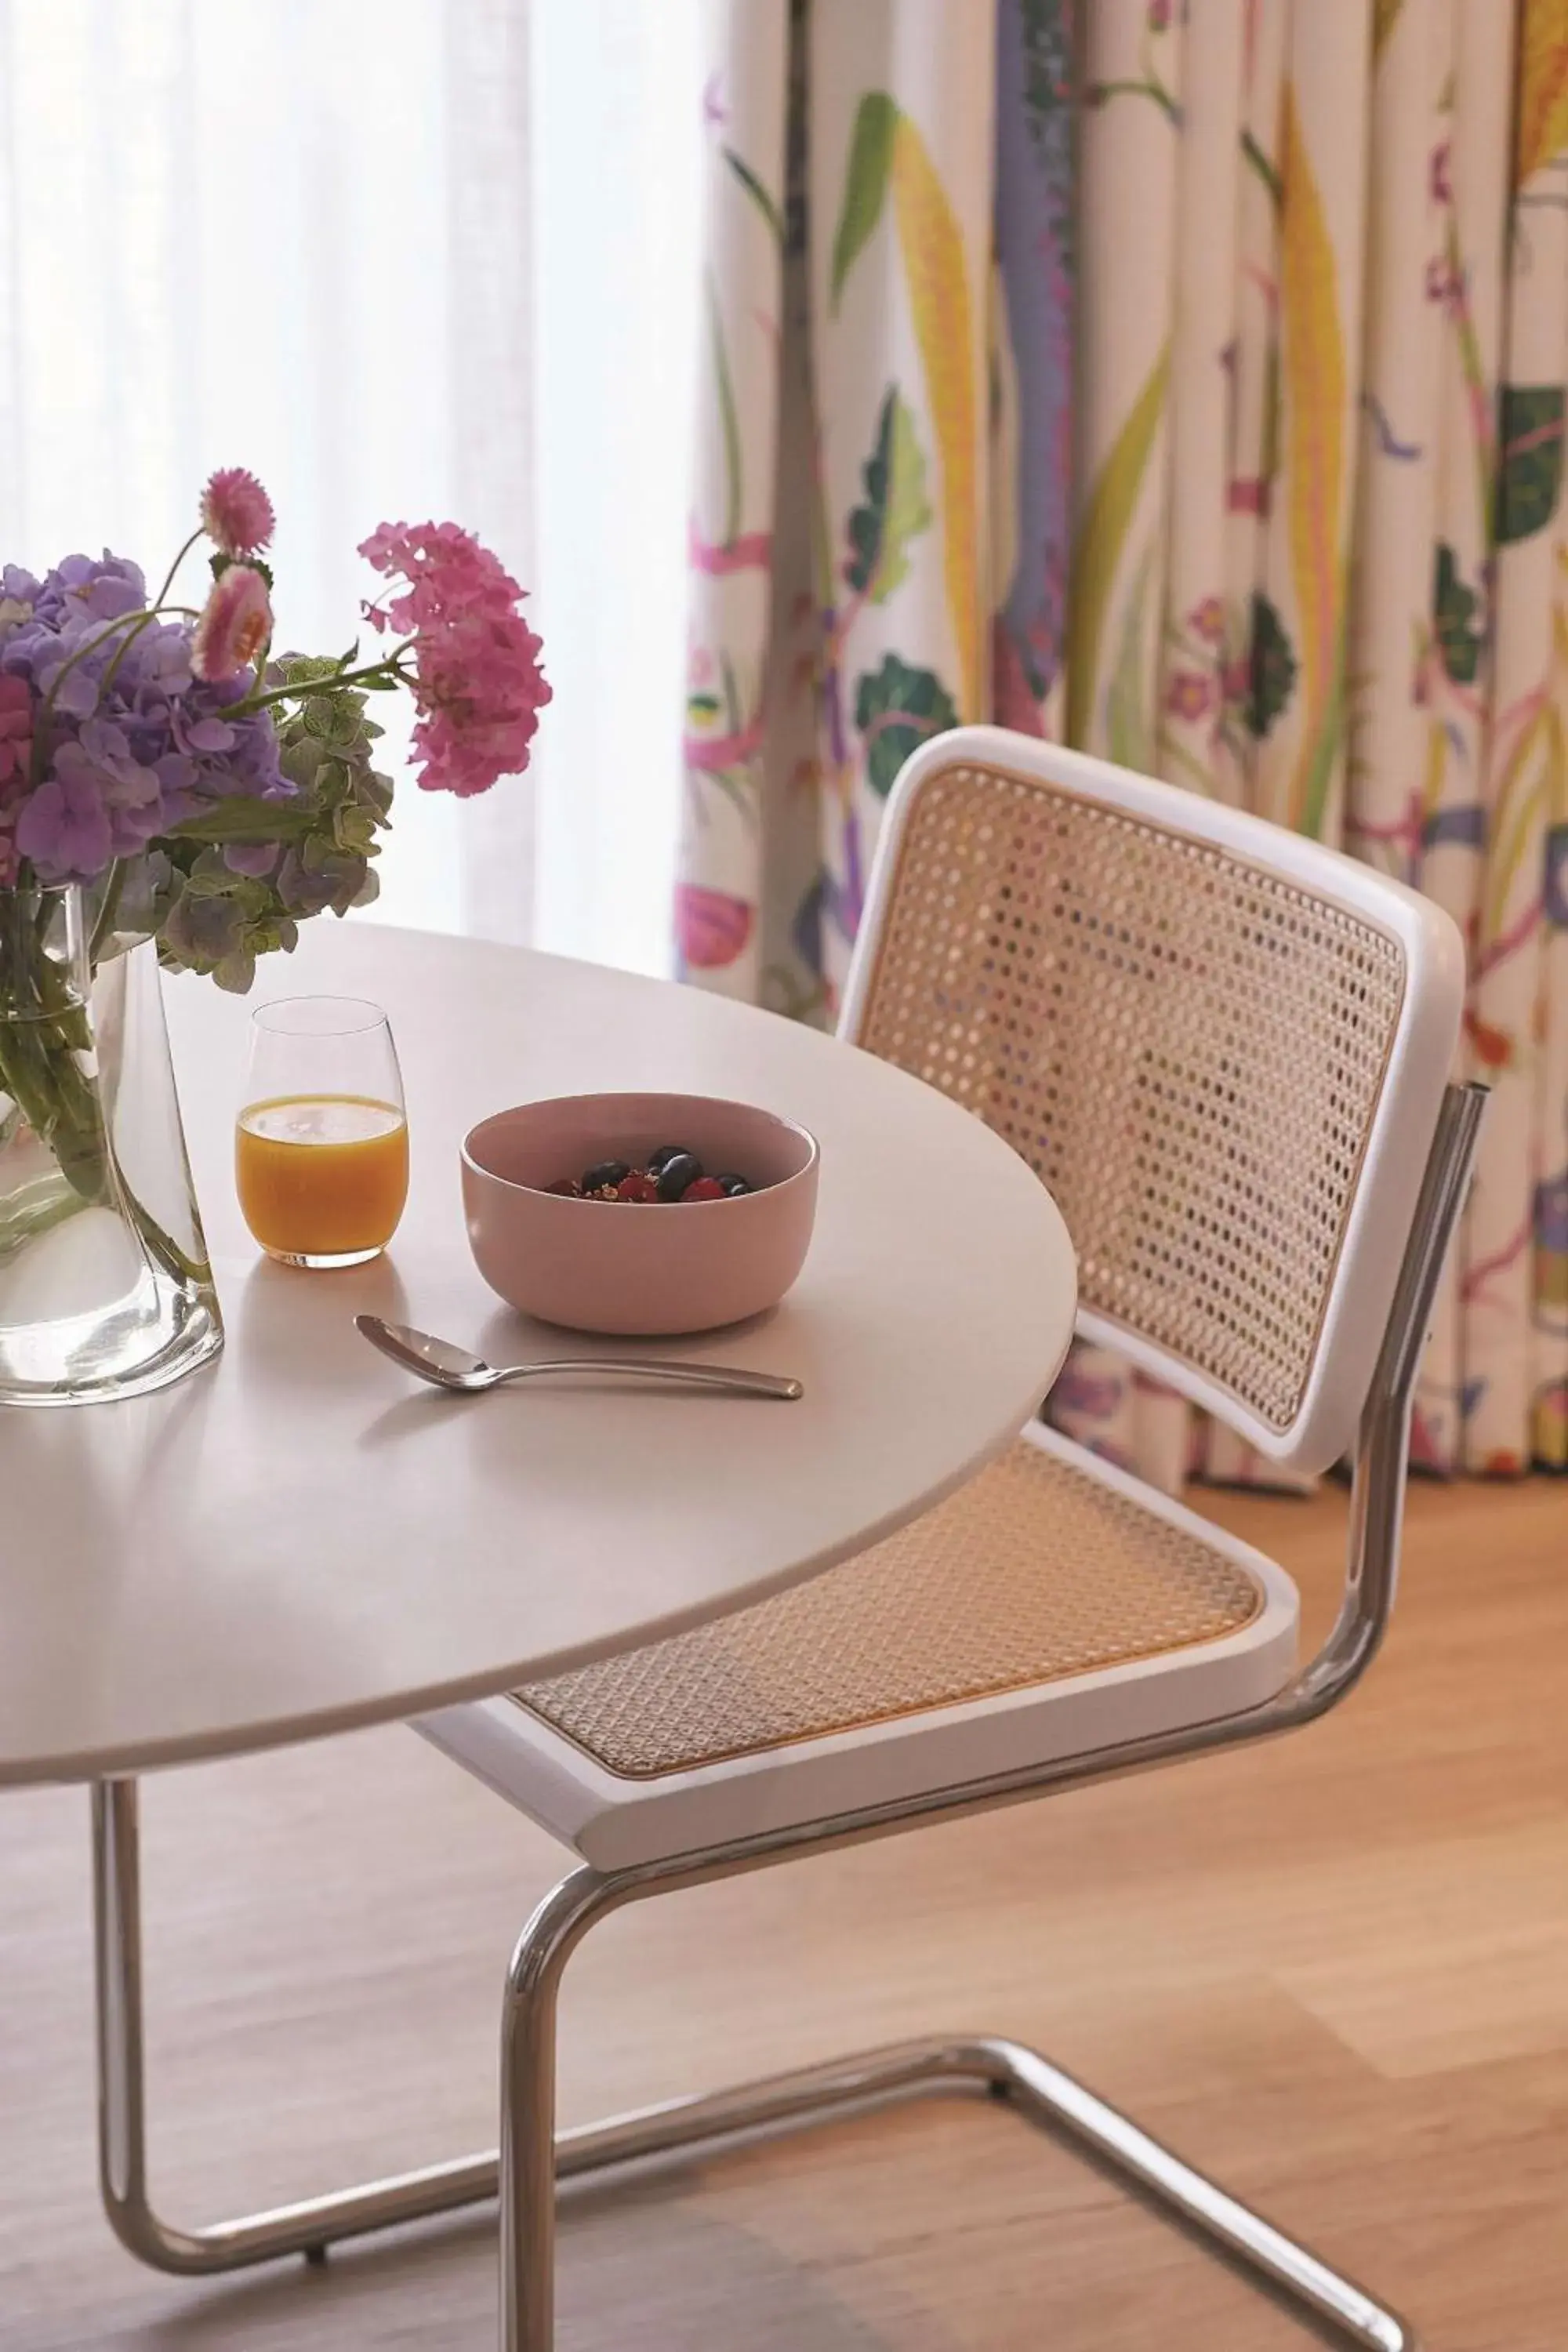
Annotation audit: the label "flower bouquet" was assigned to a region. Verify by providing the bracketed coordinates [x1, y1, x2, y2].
[0, 470, 549, 1405]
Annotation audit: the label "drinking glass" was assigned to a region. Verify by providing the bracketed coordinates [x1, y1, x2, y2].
[235, 996, 409, 1268]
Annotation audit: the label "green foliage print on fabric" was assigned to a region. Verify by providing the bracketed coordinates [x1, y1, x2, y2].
[706, 275, 743, 548]
[1065, 347, 1168, 750]
[844, 387, 933, 603]
[1433, 542, 1484, 684]
[721, 147, 784, 244]
[1496, 385, 1565, 544]
[830, 93, 899, 313]
[1246, 592, 1298, 739]
[854, 654, 958, 797]
[1105, 543, 1156, 772]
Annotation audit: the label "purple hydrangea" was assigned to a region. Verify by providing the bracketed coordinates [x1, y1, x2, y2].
[0, 550, 290, 884]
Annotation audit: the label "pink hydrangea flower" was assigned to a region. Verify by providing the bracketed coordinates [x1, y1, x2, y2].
[1164, 670, 1214, 723]
[358, 520, 551, 797]
[200, 467, 276, 558]
[191, 563, 273, 683]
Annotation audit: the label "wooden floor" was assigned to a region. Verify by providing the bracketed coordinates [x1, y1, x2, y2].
[2, 1476, 1564, 2350]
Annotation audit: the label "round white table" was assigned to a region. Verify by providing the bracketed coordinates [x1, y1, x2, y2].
[0, 923, 1076, 1788]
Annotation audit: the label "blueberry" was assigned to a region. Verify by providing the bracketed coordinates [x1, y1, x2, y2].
[654, 1150, 703, 1201]
[645, 1143, 686, 1174]
[714, 1173, 752, 1196]
[581, 1158, 630, 1194]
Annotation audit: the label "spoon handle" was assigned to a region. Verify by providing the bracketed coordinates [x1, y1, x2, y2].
[495, 1359, 802, 1401]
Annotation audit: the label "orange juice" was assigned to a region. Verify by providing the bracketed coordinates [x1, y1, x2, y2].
[236, 1094, 408, 1263]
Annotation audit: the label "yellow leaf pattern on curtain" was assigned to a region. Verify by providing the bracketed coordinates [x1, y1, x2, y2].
[677, 0, 1568, 1477]
[890, 110, 982, 722]
[1278, 83, 1348, 838]
[1513, 0, 1568, 191]
[1065, 349, 1170, 753]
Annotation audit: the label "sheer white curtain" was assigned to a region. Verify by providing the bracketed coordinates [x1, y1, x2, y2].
[0, 0, 702, 974]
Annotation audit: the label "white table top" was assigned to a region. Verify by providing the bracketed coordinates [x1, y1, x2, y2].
[0, 924, 1076, 1787]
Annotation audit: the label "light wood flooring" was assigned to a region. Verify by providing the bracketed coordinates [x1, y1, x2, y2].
[1, 1475, 1564, 2350]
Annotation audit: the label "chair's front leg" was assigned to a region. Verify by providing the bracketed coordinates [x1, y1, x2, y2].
[91, 1777, 502, 2274]
[499, 1866, 623, 2352]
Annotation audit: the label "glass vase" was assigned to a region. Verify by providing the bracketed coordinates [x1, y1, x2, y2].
[0, 884, 223, 1405]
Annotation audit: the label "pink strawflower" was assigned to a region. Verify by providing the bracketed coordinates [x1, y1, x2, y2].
[200, 466, 276, 557]
[358, 520, 551, 797]
[191, 563, 273, 683]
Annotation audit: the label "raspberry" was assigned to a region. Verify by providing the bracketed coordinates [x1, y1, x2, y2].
[681, 1175, 727, 1201]
[615, 1170, 660, 1202]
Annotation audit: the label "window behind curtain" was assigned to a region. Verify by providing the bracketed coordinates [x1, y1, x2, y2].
[0, 0, 703, 973]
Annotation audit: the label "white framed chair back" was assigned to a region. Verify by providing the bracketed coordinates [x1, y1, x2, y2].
[838, 727, 1466, 1474]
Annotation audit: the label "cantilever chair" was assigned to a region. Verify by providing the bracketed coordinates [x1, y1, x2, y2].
[92, 728, 1484, 2350]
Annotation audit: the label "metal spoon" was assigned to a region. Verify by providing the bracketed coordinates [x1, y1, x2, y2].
[355, 1314, 803, 1401]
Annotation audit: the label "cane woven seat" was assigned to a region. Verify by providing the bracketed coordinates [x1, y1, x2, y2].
[514, 1438, 1263, 1780]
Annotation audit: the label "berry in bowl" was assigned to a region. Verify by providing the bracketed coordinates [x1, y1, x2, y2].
[461, 1091, 819, 1335]
[548, 1142, 756, 1204]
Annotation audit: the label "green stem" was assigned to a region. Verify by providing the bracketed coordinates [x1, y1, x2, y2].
[89, 861, 127, 962]
[1087, 76, 1180, 125]
[218, 645, 416, 717]
[1, 924, 208, 1283]
[1241, 129, 1283, 212]
[152, 526, 205, 617]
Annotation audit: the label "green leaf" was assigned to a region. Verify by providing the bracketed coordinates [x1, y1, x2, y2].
[853, 652, 959, 797]
[1433, 541, 1483, 684]
[213, 949, 257, 993]
[830, 93, 898, 314]
[211, 550, 273, 590]
[1065, 347, 1169, 750]
[1496, 384, 1565, 543]
[165, 797, 314, 848]
[706, 274, 742, 547]
[721, 146, 784, 244]
[1373, 0, 1405, 59]
[844, 386, 933, 602]
[1240, 128, 1283, 212]
[278, 653, 339, 685]
[1105, 544, 1156, 771]
[1245, 591, 1298, 739]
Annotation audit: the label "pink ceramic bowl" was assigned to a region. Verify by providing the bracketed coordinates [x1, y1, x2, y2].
[461, 1091, 820, 1335]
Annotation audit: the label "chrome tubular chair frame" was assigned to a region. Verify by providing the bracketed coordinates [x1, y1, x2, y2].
[89, 1080, 1486, 2352]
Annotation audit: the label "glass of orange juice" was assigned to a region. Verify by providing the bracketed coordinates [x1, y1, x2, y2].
[236, 997, 409, 1269]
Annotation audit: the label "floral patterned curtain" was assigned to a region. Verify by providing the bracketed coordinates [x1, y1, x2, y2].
[678, 0, 1568, 1483]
